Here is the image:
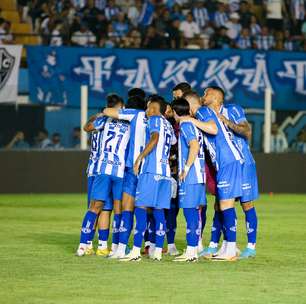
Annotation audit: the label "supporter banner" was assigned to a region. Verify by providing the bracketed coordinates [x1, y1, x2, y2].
[26, 46, 306, 110]
[0, 45, 22, 103]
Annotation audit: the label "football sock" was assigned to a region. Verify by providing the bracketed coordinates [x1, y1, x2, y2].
[165, 206, 177, 245]
[153, 209, 166, 249]
[222, 208, 237, 243]
[183, 208, 199, 247]
[112, 213, 121, 246]
[148, 213, 156, 245]
[119, 211, 133, 245]
[244, 207, 257, 248]
[200, 205, 207, 236]
[98, 229, 109, 249]
[80, 211, 97, 245]
[87, 229, 96, 245]
[133, 208, 147, 248]
[211, 210, 223, 245]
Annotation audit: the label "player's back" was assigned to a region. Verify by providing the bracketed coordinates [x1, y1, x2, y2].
[179, 121, 205, 184]
[141, 115, 176, 177]
[87, 116, 106, 177]
[97, 117, 130, 178]
[222, 104, 255, 165]
[196, 106, 243, 170]
[118, 109, 147, 169]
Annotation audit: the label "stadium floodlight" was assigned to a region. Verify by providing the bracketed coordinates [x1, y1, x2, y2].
[80, 85, 88, 150]
[264, 88, 272, 153]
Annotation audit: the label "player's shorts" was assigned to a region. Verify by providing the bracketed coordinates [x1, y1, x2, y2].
[87, 175, 113, 211]
[91, 174, 123, 202]
[216, 160, 242, 201]
[122, 167, 138, 198]
[240, 162, 259, 203]
[178, 183, 206, 208]
[135, 173, 172, 209]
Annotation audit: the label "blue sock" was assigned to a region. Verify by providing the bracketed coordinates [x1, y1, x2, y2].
[153, 209, 166, 249]
[88, 229, 96, 244]
[112, 213, 121, 245]
[200, 205, 207, 236]
[148, 213, 156, 244]
[119, 211, 133, 245]
[183, 208, 199, 247]
[133, 208, 147, 248]
[98, 229, 109, 242]
[244, 207, 257, 244]
[165, 207, 177, 244]
[80, 211, 97, 244]
[222, 208, 237, 242]
[211, 211, 223, 244]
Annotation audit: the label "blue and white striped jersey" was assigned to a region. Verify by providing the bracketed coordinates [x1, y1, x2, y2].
[196, 106, 244, 171]
[94, 117, 130, 178]
[118, 109, 147, 168]
[140, 115, 176, 177]
[178, 121, 205, 184]
[221, 104, 255, 166]
[87, 116, 106, 177]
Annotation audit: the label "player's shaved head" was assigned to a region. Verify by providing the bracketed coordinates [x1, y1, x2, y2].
[203, 86, 224, 107]
[183, 91, 201, 116]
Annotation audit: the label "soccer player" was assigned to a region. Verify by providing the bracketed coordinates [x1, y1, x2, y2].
[122, 95, 177, 261]
[183, 89, 244, 261]
[101, 94, 147, 258]
[218, 103, 259, 258]
[171, 98, 206, 262]
[82, 112, 113, 256]
[76, 94, 130, 256]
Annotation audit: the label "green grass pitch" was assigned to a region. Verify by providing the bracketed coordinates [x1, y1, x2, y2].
[1, 194, 306, 304]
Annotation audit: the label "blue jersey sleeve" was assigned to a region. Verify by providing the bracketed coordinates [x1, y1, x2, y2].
[93, 116, 106, 130]
[118, 109, 138, 122]
[196, 106, 214, 122]
[228, 105, 247, 124]
[148, 116, 161, 134]
[181, 122, 197, 145]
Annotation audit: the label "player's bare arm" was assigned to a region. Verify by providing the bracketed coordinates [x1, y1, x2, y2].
[179, 139, 199, 182]
[83, 114, 100, 132]
[103, 108, 119, 119]
[133, 132, 159, 175]
[180, 117, 218, 135]
[218, 114, 251, 140]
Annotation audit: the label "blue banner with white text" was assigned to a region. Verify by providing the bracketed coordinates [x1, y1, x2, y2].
[26, 46, 306, 110]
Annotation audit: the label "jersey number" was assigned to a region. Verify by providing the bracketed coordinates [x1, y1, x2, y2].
[104, 131, 123, 154]
[91, 133, 98, 152]
[163, 133, 172, 157]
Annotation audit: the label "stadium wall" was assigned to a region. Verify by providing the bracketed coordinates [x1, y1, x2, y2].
[0, 151, 305, 194]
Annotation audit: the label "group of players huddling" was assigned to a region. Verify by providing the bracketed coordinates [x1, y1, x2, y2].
[76, 83, 258, 262]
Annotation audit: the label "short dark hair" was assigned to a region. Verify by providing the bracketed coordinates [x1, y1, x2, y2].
[40, 128, 49, 136]
[182, 90, 200, 99]
[106, 94, 124, 108]
[171, 98, 190, 116]
[128, 88, 146, 99]
[126, 95, 146, 110]
[52, 132, 61, 137]
[73, 126, 81, 132]
[172, 82, 192, 93]
[206, 86, 225, 100]
[147, 94, 167, 115]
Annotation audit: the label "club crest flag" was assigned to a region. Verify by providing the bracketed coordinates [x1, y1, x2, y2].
[0, 45, 22, 103]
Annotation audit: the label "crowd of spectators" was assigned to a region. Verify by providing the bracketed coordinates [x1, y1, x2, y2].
[1, 0, 306, 51]
[3, 127, 81, 150]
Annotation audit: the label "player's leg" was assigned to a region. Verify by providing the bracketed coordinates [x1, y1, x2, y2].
[239, 163, 259, 259]
[115, 168, 138, 258]
[109, 176, 124, 254]
[240, 201, 258, 258]
[151, 208, 166, 261]
[76, 199, 103, 256]
[212, 161, 242, 261]
[96, 209, 111, 256]
[165, 198, 180, 256]
[147, 210, 156, 257]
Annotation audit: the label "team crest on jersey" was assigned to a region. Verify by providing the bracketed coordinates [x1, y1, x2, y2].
[0, 48, 15, 90]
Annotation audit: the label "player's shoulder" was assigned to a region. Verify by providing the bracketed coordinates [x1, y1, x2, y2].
[197, 106, 214, 118]
[224, 103, 244, 114]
